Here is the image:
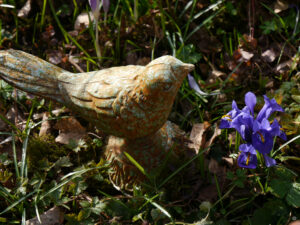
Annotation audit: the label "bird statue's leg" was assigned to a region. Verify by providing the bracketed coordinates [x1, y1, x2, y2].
[104, 121, 186, 190]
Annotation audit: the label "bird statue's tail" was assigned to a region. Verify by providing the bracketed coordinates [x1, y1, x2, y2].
[0, 49, 66, 103]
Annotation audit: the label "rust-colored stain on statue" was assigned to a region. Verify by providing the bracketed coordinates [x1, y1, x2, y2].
[0, 49, 194, 189]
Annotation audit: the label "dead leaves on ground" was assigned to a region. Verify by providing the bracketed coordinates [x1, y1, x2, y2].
[26, 206, 64, 225]
[54, 117, 87, 145]
[188, 122, 228, 202]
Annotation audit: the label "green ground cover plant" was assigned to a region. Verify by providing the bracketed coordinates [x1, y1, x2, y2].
[0, 0, 299, 224]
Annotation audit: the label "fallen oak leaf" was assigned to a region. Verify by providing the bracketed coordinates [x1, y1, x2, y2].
[54, 117, 86, 145]
[188, 122, 211, 154]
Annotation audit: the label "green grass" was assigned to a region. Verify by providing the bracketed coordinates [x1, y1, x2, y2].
[0, 0, 299, 224]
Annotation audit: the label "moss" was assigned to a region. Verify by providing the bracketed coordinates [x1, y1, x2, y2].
[27, 134, 69, 171]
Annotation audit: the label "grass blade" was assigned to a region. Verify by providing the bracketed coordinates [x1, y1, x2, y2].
[40, 167, 100, 200]
[158, 147, 210, 189]
[0, 185, 14, 203]
[193, 0, 223, 20]
[124, 151, 152, 181]
[20, 126, 30, 180]
[185, 6, 225, 41]
[40, 0, 47, 29]
[179, 0, 193, 19]
[0, 114, 20, 133]
[21, 209, 26, 225]
[272, 134, 300, 157]
[11, 132, 20, 178]
[0, 190, 37, 215]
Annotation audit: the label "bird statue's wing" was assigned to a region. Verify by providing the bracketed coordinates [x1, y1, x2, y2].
[58, 65, 143, 118]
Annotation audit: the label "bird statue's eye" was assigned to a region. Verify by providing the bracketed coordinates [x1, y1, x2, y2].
[163, 83, 172, 91]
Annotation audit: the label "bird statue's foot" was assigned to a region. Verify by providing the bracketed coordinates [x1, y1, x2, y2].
[104, 121, 189, 190]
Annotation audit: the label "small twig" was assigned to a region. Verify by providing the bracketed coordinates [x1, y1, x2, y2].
[68, 54, 85, 73]
[248, 0, 255, 40]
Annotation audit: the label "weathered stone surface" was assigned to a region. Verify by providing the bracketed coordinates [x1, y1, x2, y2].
[0, 49, 194, 188]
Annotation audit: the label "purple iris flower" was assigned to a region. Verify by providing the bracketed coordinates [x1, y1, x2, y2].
[263, 154, 277, 167]
[219, 100, 240, 129]
[231, 112, 254, 142]
[238, 144, 257, 169]
[256, 95, 284, 122]
[220, 92, 286, 169]
[220, 101, 250, 129]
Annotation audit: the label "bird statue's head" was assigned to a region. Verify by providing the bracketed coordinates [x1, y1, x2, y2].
[146, 55, 195, 86]
[135, 55, 194, 111]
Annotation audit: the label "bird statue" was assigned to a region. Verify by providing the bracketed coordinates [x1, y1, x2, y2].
[0, 49, 195, 189]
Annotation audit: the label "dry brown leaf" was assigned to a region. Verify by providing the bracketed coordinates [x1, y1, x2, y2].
[54, 117, 86, 145]
[275, 60, 293, 74]
[26, 206, 64, 225]
[240, 34, 257, 49]
[204, 126, 221, 149]
[0, 117, 7, 130]
[17, 0, 31, 18]
[208, 158, 219, 174]
[54, 117, 85, 133]
[188, 122, 211, 154]
[46, 50, 63, 65]
[222, 157, 234, 166]
[265, 80, 274, 89]
[6, 107, 26, 130]
[262, 49, 276, 62]
[55, 132, 86, 145]
[39, 112, 51, 137]
[205, 69, 226, 86]
[228, 132, 236, 145]
[274, 0, 289, 13]
[42, 25, 55, 42]
[0, 136, 12, 145]
[239, 49, 254, 61]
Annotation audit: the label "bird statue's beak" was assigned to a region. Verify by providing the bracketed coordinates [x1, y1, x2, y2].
[184, 63, 195, 73]
[175, 63, 195, 84]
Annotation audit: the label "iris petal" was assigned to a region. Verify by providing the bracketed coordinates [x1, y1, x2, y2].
[263, 154, 276, 167]
[188, 74, 211, 96]
[238, 151, 257, 169]
[220, 100, 242, 129]
[270, 119, 287, 140]
[245, 92, 256, 115]
[252, 129, 274, 154]
[231, 112, 254, 141]
[257, 95, 284, 122]
[239, 143, 256, 154]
